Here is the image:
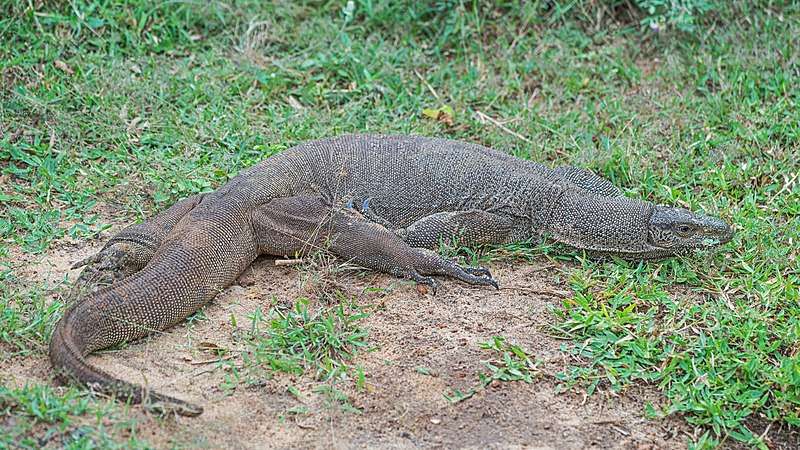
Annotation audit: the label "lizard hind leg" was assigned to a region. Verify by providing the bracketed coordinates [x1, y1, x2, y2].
[251, 196, 499, 292]
[70, 194, 205, 300]
[70, 239, 154, 298]
[326, 207, 500, 291]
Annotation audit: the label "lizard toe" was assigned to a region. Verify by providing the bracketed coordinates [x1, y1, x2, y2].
[408, 271, 439, 295]
[465, 273, 499, 289]
[464, 266, 492, 278]
[71, 242, 147, 299]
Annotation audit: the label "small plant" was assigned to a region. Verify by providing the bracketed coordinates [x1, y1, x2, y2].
[314, 384, 362, 414]
[0, 384, 149, 448]
[225, 297, 371, 416]
[477, 336, 539, 386]
[0, 282, 63, 355]
[636, 0, 715, 33]
[240, 297, 370, 382]
[445, 336, 539, 403]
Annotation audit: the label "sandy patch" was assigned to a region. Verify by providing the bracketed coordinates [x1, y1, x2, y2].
[2, 232, 694, 449]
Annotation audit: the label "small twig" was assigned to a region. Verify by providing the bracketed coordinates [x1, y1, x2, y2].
[188, 355, 235, 366]
[502, 286, 571, 298]
[159, 364, 224, 388]
[27, 0, 44, 32]
[190, 367, 218, 378]
[526, 87, 539, 108]
[610, 425, 630, 436]
[295, 419, 317, 430]
[758, 421, 772, 442]
[774, 171, 798, 198]
[539, 332, 574, 341]
[506, 319, 536, 331]
[474, 110, 532, 144]
[275, 258, 304, 267]
[591, 419, 622, 425]
[508, 21, 530, 51]
[529, 263, 556, 273]
[413, 69, 440, 100]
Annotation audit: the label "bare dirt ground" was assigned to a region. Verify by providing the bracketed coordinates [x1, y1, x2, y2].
[3, 229, 695, 449]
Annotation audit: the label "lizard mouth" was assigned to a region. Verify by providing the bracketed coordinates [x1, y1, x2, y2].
[646, 206, 733, 252]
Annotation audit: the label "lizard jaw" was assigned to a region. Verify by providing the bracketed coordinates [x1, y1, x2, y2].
[647, 206, 733, 253]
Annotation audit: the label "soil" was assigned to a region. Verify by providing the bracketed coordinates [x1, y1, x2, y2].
[2, 229, 696, 449]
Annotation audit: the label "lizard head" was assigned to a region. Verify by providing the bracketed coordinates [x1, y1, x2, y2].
[645, 205, 733, 255]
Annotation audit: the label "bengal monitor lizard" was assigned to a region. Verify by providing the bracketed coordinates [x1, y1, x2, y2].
[49, 135, 733, 416]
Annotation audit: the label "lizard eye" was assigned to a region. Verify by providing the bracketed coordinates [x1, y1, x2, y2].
[675, 224, 693, 236]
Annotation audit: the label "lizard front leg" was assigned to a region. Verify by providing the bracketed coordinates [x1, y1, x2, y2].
[390, 210, 524, 250]
[71, 194, 204, 299]
[353, 199, 528, 250]
[252, 196, 499, 291]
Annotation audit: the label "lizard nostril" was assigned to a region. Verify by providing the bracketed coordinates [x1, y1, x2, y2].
[721, 225, 734, 243]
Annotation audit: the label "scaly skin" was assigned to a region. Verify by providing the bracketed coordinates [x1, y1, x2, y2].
[49, 135, 733, 416]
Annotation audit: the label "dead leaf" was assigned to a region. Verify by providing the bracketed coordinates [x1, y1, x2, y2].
[422, 105, 455, 126]
[54, 60, 74, 75]
[286, 96, 304, 110]
[197, 342, 227, 355]
[128, 116, 140, 127]
[130, 64, 142, 75]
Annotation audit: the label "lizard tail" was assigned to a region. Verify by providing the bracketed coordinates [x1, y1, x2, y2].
[49, 302, 204, 417]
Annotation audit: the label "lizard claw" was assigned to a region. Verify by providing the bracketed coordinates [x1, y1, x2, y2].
[468, 274, 499, 289]
[144, 398, 204, 417]
[70, 242, 146, 299]
[461, 266, 498, 289]
[71, 253, 101, 270]
[464, 266, 492, 278]
[361, 197, 372, 214]
[408, 271, 439, 295]
[450, 263, 499, 289]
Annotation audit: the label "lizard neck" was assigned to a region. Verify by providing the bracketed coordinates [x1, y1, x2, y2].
[545, 190, 656, 255]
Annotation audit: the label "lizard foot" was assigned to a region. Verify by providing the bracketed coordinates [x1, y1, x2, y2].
[430, 256, 498, 290]
[406, 271, 440, 295]
[457, 269, 499, 289]
[464, 266, 492, 278]
[406, 250, 499, 291]
[70, 241, 150, 299]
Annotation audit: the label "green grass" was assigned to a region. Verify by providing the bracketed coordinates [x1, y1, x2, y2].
[552, 255, 800, 446]
[199, 295, 371, 416]
[0, 384, 151, 449]
[1, 0, 798, 448]
[444, 336, 540, 404]
[0, 281, 62, 355]
[231, 296, 370, 387]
